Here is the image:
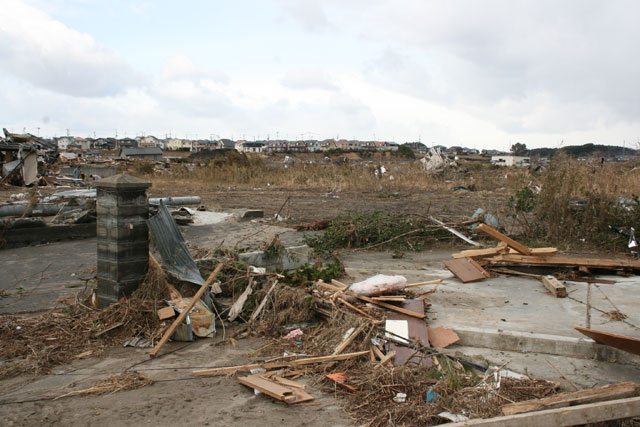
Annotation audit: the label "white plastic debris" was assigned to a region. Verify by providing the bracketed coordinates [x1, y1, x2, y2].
[438, 412, 469, 422]
[348, 274, 407, 297]
[393, 392, 407, 403]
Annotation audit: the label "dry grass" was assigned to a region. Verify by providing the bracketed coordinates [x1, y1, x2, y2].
[529, 153, 640, 249]
[0, 259, 171, 379]
[137, 154, 533, 195]
[54, 372, 152, 400]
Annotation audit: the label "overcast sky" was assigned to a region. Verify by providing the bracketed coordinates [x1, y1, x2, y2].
[1, 0, 639, 150]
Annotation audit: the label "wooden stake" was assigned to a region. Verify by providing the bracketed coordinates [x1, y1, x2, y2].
[150, 262, 224, 358]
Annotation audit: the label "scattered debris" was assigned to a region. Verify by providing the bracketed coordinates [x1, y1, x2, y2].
[54, 372, 152, 400]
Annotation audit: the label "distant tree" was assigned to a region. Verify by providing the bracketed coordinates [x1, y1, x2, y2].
[511, 142, 528, 156]
[396, 144, 416, 159]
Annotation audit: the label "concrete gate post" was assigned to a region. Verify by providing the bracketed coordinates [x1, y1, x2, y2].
[95, 174, 152, 307]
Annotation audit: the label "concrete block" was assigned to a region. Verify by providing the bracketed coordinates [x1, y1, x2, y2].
[237, 245, 310, 271]
[453, 326, 640, 366]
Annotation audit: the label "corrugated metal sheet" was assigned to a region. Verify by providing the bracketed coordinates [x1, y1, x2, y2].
[148, 200, 205, 286]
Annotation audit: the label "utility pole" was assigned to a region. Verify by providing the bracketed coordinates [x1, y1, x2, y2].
[66, 128, 70, 136]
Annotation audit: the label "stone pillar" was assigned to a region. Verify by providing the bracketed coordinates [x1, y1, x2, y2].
[95, 174, 151, 307]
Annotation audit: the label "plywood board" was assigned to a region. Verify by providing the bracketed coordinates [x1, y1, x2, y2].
[444, 258, 491, 283]
[387, 299, 432, 367]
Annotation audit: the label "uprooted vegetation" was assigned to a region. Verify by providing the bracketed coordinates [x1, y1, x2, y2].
[304, 211, 465, 255]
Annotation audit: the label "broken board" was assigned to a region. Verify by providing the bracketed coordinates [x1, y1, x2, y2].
[444, 258, 491, 283]
[427, 326, 460, 349]
[386, 299, 432, 367]
[575, 326, 640, 356]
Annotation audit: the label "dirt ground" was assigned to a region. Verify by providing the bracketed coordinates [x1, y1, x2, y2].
[150, 187, 510, 225]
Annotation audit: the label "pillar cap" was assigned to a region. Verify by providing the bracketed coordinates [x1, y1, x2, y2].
[95, 173, 152, 190]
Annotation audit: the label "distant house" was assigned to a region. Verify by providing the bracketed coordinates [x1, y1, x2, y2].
[237, 141, 264, 153]
[120, 147, 163, 161]
[138, 135, 164, 148]
[491, 155, 530, 167]
[218, 139, 236, 150]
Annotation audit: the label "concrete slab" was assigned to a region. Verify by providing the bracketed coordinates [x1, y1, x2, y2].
[0, 239, 96, 313]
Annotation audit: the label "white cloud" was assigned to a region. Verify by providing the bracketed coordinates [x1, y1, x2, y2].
[281, 69, 338, 91]
[0, 0, 138, 97]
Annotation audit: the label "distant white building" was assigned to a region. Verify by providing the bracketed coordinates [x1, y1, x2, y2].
[491, 155, 530, 167]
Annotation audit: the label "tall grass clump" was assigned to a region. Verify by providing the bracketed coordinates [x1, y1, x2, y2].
[522, 152, 640, 250]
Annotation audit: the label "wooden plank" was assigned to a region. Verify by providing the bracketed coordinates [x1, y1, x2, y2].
[355, 293, 426, 318]
[492, 254, 640, 269]
[333, 324, 366, 355]
[444, 258, 491, 283]
[429, 216, 480, 246]
[575, 326, 640, 356]
[289, 351, 369, 366]
[387, 299, 432, 367]
[193, 350, 369, 376]
[157, 306, 175, 320]
[477, 223, 532, 256]
[509, 247, 558, 256]
[403, 279, 443, 288]
[273, 376, 306, 390]
[150, 262, 224, 358]
[336, 297, 377, 320]
[541, 275, 567, 298]
[452, 247, 507, 259]
[319, 280, 426, 318]
[502, 382, 640, 416]
[447, 396, 640, 426]
[238, 374, 297, 403]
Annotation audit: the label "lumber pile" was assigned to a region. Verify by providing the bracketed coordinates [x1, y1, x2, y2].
[447, 224, 640, 293]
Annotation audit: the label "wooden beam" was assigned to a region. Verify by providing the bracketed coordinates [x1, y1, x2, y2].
[192, 350, 369, 377]
[541, 275, 567, 298]
[333, 324, 366, 355]
[447, 396, 640, 426]
[150, 262, 224, 358]
[509, 247, 558, 257]
[502, 382, 640, 416]
[452, 247, 506, 259]
[477, 223, 532, 255]
[492, 254, 640, 269]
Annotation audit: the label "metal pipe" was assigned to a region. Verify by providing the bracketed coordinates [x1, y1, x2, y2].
[149, 197, 201, 206]
[0, 203, 67, 217]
